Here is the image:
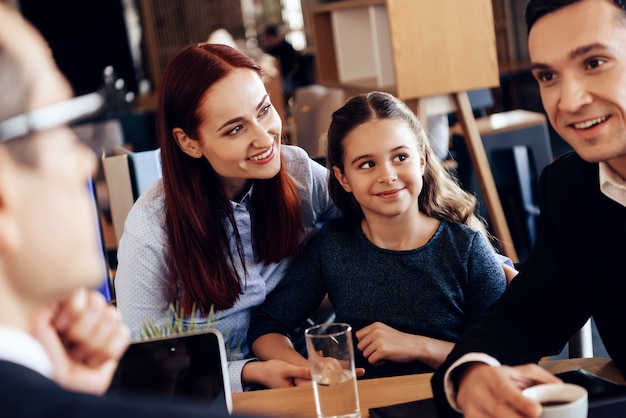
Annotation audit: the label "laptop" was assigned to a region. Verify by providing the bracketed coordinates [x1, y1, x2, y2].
[107, 328, 233, 414]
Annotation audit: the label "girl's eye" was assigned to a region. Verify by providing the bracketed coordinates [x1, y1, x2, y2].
[394, 153, 408, 162]
[358, 161, 375, 169]
[534, 70, 555, 83]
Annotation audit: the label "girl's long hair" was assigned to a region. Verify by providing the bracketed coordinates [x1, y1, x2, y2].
[157, 43, 303, 315]
[326, 91, 491, 242]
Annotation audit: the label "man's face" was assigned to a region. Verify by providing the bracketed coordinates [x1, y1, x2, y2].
[0, 14, 103, 302]
[6, 128, 103, 301]
[529, 0, 626, 173]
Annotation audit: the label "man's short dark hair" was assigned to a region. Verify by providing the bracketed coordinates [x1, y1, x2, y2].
[525, 0, 626, 32]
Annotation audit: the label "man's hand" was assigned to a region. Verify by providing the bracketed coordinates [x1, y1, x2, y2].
[34, 288, 130, 395]
[456, 363, 561, 418]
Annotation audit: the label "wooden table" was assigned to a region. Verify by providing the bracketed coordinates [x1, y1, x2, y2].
[232, 357, 624, 418]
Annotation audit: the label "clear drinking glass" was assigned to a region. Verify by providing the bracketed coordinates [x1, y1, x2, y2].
[305, 322, 361, 418]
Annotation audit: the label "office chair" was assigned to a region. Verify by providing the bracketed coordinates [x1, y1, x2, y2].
[102, 147, 162, 246]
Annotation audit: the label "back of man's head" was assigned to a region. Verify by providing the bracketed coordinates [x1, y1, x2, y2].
[526, 0, 626, 32]
[0, 4, 33, 123]
[0, 3, 70, 124]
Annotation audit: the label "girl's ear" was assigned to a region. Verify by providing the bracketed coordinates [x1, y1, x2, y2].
[332, 166, 352, 193]
[172, 128, 203, 159]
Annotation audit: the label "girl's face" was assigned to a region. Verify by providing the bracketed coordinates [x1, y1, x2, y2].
[180, 68, 282, 199]
[332, 118, 426, 220]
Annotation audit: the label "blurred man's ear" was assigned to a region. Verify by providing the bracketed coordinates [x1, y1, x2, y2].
[0, 146, 22, 254]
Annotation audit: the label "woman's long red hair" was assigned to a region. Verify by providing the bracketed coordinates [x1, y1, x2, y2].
[157, 43, 303, 316]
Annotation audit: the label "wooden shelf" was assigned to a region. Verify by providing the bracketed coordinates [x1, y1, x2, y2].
[311, 0, 500, 99]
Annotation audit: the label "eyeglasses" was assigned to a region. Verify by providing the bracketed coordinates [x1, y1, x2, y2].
[0, 92, 104, 143]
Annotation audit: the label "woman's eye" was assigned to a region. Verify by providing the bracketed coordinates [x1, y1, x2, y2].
[228, 125, 243, 136]
[259, 104, 272, 116]
[358, 161, 375, 169]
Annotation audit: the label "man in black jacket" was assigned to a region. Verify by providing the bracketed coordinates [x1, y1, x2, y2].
[0, 4, 254, 417]
[432, 0, 626, 417]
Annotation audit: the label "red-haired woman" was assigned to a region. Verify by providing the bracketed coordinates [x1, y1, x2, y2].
[114, 43, 338, 392]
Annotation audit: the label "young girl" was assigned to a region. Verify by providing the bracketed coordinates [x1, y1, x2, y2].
[114, 43, 338, 391]
[248, 91, 508, 380]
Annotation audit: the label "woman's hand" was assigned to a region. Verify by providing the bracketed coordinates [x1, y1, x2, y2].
[243, 359, 311, 388]
[34, 288, 130, 395]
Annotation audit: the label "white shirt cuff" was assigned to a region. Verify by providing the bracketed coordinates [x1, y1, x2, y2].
[228, 358, 257, 393]
[443, 352, 501, 412]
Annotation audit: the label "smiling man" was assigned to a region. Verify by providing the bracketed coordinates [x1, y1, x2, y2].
[431, 0, 626, 417]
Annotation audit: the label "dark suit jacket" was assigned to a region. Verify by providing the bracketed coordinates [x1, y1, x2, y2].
[0, 360, 251, 418]
[431, 152, 626, 417]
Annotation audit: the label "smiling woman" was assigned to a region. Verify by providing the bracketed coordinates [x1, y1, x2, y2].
[113, 42, 339, 392]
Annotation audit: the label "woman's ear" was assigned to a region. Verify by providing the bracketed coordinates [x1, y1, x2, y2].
[172, 127, 203, 159]
[332, 166, 352, 193]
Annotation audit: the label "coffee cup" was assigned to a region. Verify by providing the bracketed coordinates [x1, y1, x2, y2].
[522, 382, 588, 418]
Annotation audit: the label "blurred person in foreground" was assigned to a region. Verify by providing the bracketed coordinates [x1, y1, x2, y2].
[432, 0, 626, 416]
[0, 3, 256, 417]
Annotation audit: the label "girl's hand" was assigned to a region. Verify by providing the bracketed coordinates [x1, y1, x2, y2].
[355, 322, 454, 368]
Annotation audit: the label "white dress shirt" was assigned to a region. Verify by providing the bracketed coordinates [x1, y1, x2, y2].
[0, 327, 52, 379]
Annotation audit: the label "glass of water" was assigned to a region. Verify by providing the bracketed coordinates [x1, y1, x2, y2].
[305, 322, 360, 418]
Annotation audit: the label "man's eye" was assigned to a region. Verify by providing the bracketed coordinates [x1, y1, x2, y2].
[586, 58, 606, 69]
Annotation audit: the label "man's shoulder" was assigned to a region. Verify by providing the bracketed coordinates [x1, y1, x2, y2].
[0, 360, 234, 417]
[542, 151, 598, 194]
[547, 151, 596, 178]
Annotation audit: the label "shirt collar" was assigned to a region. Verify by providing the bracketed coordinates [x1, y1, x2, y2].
[0, 327, 53, 378]
[599, 162, 626, 207]
[231, 183, 254, 208]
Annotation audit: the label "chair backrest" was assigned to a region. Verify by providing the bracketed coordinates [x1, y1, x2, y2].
[467, 88, 495, 116]
[102, 147, 162, 245]
[293, 85, 347, 158]
[88, 179, 114, 302]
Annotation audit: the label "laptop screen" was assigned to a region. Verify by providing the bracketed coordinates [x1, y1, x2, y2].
[107, 329, 232, 414]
